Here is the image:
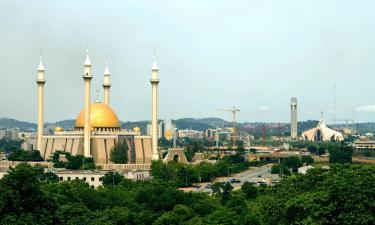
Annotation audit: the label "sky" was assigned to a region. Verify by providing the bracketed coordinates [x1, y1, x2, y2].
[1, 0, 375, 123]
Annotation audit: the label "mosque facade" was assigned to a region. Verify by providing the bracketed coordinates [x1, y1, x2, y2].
[36, 51, 159, 164]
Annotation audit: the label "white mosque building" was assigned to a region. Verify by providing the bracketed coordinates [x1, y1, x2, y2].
[35, 51, 160, 164]
[301, 119, 344, 142]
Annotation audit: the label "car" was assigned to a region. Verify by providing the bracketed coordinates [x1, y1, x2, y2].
[205, 183, 213, 189]
[194, 184, 201, 188]
[230, 178, 241, 183]
[257, 175, 262, 178]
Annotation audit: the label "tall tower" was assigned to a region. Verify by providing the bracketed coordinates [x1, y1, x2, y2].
[83, 51, 93, 157]
[36, 56, 45, 151]
[290, 97, 298, 139]
[150, 50, 160, 160]
[102, 62, 111, 105]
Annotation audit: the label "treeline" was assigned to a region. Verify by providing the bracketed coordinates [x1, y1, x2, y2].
[151, 155, 264, 187]
[0, 163, 373, 224]
[0, 138, 22, 152]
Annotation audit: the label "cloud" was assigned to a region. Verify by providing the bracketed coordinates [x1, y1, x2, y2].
[257, 105, 271, 111]
[356, 105, 375, 112]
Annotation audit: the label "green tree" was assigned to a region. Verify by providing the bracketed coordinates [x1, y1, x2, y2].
[241, 181, 258, 199]
[282, 156, 301, 172]
[329, 144, 353, 164]
[301, 155, 314, 165]
[307, 145, 317, 154]
[101, 171, 124, 186]
[154, 204, 195, 225]
[256, 165, 375, 225]
[110, 142, 129, 164]
[317, 146, 326, 155]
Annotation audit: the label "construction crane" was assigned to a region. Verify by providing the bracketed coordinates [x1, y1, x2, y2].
[219, 106, 240, 147]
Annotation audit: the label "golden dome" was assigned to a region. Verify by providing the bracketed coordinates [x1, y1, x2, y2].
[55, 126, 63, 132]
[133, 127, 141, 133]
[75, 103, 121, 129]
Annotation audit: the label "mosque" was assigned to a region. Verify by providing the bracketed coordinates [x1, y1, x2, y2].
[35, 51, 160, 164]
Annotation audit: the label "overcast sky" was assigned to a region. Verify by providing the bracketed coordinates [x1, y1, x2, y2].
[1, 0, 375, 123]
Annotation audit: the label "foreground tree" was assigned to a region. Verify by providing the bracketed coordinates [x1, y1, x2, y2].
[256, 165, 375, 225]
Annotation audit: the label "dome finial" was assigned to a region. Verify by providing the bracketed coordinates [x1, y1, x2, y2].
[151, 48, 158, 70]
[37, 48, 45, 71]
[104, 59, 110, 75]
[84, 47, 92, 66]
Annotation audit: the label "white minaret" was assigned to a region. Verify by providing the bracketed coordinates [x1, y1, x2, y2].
[102, 61, 111, 105]
[83, 51, 93, 157]
[150, 50, 160, 160]
[36, 56, 45, 151]
[291, 97, 298, 139]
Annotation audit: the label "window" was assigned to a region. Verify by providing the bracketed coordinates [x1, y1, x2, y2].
[67, 177, 71, 181]
[99, 177, 103, 181]
[83, 177, 86, 181]
[59, 177, 63, 181]
[75, 177, 79, 180]
[91, 177, 95, 181]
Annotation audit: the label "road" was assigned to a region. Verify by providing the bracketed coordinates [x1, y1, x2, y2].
[186, 164, 277, 193]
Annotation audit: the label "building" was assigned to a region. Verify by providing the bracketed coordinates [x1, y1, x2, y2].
[0, 168, 150, 188]
[36, 51, 160, 164]
[178, 129, 204, 139]
[353, 140, 375, 150]
[301, 119, 343, 142]
[0, 128, 20, 140]
[290, 97, 298, 139]
[158, 119, 175, 140]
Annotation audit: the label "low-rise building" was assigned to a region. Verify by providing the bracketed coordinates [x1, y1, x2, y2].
[178, 129, 204, 139]
[0, 168, 151, 188]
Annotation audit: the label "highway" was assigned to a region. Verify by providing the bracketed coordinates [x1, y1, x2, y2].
[187, 164, 277, 193]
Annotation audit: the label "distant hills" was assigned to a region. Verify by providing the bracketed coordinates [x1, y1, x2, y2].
[0, 117, 374, 135]
[0, 118, 37, 131]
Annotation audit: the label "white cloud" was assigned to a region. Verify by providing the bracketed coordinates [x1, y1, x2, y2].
[257, 105, 271, 111]
[356, 105, 375, 112]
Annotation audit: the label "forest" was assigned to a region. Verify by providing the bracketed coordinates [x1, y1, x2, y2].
[0, 162, 373, 225]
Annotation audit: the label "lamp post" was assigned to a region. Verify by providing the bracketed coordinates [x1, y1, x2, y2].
[185, 165, 188, 187]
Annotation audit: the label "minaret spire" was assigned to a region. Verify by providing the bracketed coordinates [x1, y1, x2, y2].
[36, 53, 46, 152]
[103, 60, 111, 105]
[83, 49, 93, 157]
[150, 49, 160, 160]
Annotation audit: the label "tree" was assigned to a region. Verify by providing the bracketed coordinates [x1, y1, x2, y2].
[0, 163, 57, 224]
[241, 181, 258, 199]
[301, 155, 314, 165]
[282, 156, 301, 172]
[271, 164, 290, 176]
[317, 146, 326, 155]
[329, 144, 353, 164]
[101, 171, 124, 186]
[307, 145, 317, 154]
[7, 149, 43, 161]
[110, 142, 129, 164]
[256, 165, 375, 225]
[154, 204, 195, 225]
